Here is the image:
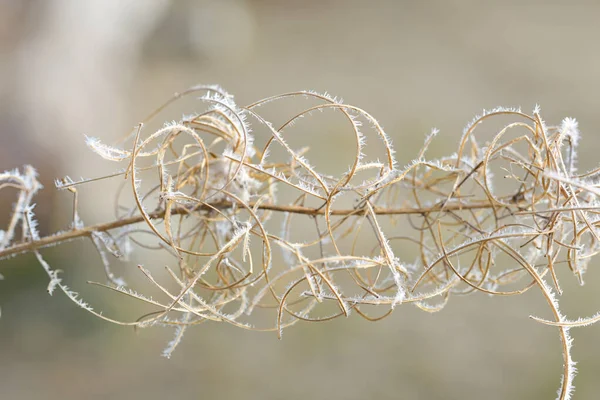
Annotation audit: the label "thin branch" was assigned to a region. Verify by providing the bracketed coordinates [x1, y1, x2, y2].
[0, 201, 496, 262]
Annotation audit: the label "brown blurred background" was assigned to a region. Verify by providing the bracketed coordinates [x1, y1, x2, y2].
[1, 1, 600, 399]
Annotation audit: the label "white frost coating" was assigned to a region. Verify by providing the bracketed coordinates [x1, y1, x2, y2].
[91, 232, 126, 287]
[560, 118, 580, 147]
[55, 175, 75, 189]
[544, 171, 600, 197]
[162, 312, 191, 359]
[556, 326, 577, 400]
[189, 83, 230, 97]
[24, 205, 63, 295]
[199, 92, 256, 159]
[85, 136, 130, 161]
[462, 106, 523, 137]
[306, 89, 343, 104]
[0, 166, 42, 250]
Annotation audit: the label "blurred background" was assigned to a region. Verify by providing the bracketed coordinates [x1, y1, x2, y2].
[1, 1, 600, 399]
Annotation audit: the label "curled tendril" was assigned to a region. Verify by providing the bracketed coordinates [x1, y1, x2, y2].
[2, 86, 599, 400]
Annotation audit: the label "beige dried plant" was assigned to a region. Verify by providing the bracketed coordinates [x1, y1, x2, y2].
[1, 85, 599, 399]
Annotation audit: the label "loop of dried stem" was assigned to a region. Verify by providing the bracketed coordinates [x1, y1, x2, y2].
[1, 87, 598, 399]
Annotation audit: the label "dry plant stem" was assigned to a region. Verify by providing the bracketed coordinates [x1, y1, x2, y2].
[0, 201, 497, 261]
[2, 86, 599, 400]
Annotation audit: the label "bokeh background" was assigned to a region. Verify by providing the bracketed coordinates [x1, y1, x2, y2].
[1, 1, 600, 399]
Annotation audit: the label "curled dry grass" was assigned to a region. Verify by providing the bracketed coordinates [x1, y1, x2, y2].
[2, 85, 600, 399]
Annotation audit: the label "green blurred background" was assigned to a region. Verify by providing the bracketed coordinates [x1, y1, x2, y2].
[1, 1, 600, 399]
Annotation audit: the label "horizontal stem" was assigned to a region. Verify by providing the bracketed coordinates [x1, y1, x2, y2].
[0, 200, 494, 262]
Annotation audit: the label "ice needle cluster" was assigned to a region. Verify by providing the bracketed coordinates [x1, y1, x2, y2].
[2, 86, 600, 399]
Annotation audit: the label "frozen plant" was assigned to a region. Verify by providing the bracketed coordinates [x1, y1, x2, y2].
[1, 85, 600, 400]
